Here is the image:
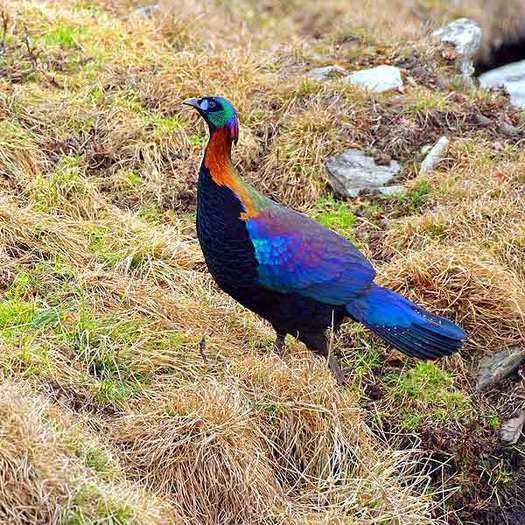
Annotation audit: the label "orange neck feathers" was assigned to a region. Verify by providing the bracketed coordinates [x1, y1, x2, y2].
[203, 127, 234, 184]
[203, 127, 259, 219]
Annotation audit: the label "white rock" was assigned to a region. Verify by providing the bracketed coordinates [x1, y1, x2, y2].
[479, 59, 525, 109]
[325, 149, 401, 198]
[433, 18, 482, 79]
[344, 65, 403, 93]
[420, 136, 449, 174]
[501, 411, 525, 445]
[306, 65, 346, 81]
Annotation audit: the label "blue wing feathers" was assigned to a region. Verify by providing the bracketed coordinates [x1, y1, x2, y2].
[246, 205, 375, 304]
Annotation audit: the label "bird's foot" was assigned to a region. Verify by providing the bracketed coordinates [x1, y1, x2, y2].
[328, 354, 351, 386]
[198, 335, 208, 363]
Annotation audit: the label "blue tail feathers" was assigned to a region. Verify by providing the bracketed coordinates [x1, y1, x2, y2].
[345, 284, 465, 359]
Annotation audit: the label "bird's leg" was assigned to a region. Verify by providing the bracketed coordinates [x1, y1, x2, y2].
[272, 332, 286, 357]
[198, 335, 208, 363]
[327, 353, 346, 386]
[300, 332, 348, 386]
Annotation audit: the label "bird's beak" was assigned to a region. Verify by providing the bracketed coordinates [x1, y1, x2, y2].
[182, 98, 200, 109]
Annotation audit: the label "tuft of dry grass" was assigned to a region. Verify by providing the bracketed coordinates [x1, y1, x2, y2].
[0, 381, 179, 524]
[0, 382, 70, 524]
[113, 380, 282, 525]
[112, 353, 439, 524]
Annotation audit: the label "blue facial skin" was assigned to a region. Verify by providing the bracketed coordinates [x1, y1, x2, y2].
[183, 96, 238, 133]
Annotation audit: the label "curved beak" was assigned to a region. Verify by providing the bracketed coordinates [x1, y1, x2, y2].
[182, 98, 200, 109]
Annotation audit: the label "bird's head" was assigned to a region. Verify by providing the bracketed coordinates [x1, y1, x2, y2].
[183, 96, 239, 144]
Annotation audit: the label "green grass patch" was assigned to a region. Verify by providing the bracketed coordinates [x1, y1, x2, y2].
[188, 133, 206, 146]
[138, 205, 164, 224]
[406, 87, 451, 114]
[31, 155, 88, 211]
[0, 299, 38, 332]
[11, 257, 80, 307]
[95, 378, 144, 407]
[12, 340, 53, 377]
[384, 362, 470, 429]
[393, 179, 433, 211]
[63, 482, 136, 525]
[42, 25, 88, 48]
[148, 114, 186, 135]
[315, 196, 357, 234]
[85, 225, 125, 268]
[57, 309, 150, 404]
[63, 429, 116, 476]
[350, 347, 382, 378]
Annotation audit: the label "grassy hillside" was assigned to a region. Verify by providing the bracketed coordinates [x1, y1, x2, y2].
[0, 0, 523, 523]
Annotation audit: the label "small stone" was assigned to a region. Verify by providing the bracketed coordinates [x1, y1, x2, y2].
[378, 185, 406, 197]
[498, 121, 521, 137]
[420, 136, 449, 174]
[306, 65, 346, 81]
[344, 65, 403, 93]
[475, 114, 492, 127]
[433, 18, 482, 80]
[325, 149, 401, 198]
[132, 4, 160, 18]
[501, 411, 525, 445]
[476, 346, 525, 391]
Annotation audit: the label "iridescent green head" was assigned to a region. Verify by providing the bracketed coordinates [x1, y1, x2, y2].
[183, 96, 239, 143]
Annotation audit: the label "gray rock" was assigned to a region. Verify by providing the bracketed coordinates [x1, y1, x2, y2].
[475, 113, 492, 127]
[501, 411, 525, 445]
[420, 136, 449, 174]
[479, 60, 525, 109]
[433, 18, 482, 79]
[306, 65, 346, 81]
[476, 346, 525, 391]
[132, 4, 160, 18]
[325, 149, 401, 198]
[344, 65, 403, 93]
[498, 121, 521, 137]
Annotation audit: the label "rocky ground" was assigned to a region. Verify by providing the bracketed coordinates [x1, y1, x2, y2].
[0, 0, 524, 524]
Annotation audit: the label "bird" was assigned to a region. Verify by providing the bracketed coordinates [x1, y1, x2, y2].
[183, 96, 465, 384]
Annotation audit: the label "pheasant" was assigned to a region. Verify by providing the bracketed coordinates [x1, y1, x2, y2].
[183, 96, 465, 384]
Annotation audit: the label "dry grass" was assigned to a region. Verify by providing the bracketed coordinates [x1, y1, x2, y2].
[113, 358, 438, 524]
[113, 380, 282, 524]
[0, 0, 523, 523]
[0, 382, 70, 524]
[0, 381, 178, 524]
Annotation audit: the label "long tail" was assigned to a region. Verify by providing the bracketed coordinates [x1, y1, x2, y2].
[345, 284, 465, 359]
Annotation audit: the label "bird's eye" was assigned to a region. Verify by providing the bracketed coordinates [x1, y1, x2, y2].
[208, 99, 217, 110]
